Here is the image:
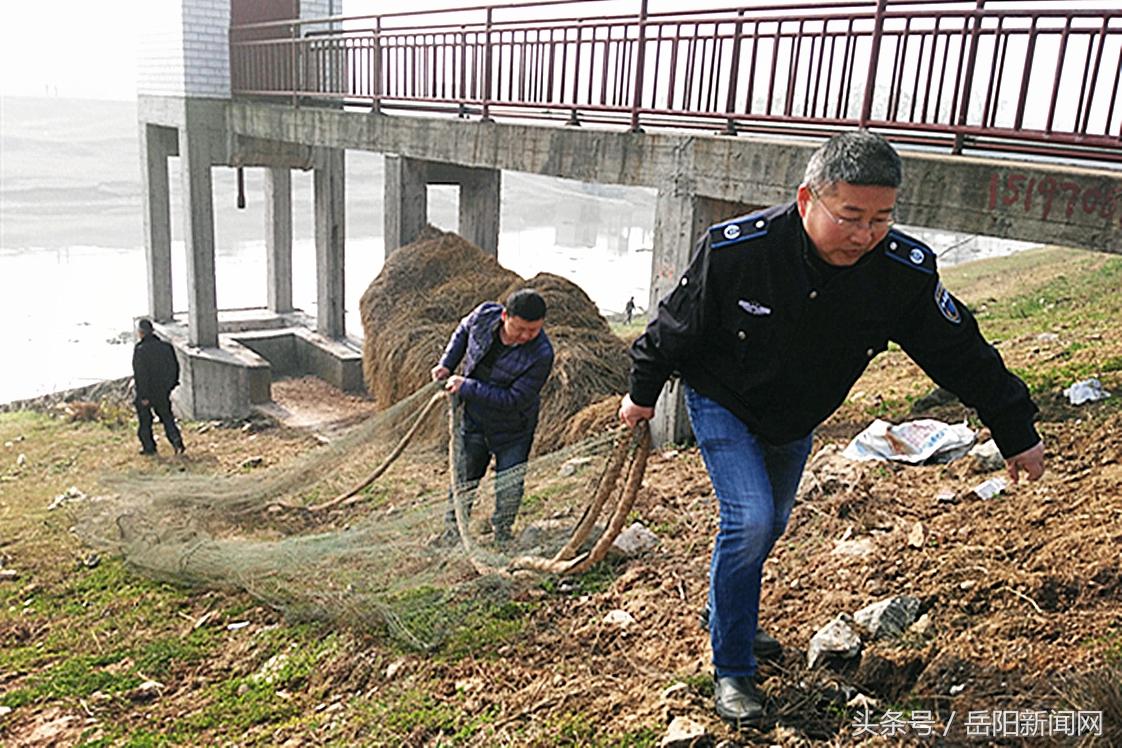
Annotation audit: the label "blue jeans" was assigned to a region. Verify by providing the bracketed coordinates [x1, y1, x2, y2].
[445, 428, 533, 536]
[685, 385, 813, 678]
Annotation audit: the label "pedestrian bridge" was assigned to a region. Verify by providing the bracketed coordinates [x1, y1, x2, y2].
[138, 0, 1121, 427]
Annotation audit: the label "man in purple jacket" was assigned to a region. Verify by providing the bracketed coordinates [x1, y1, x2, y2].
[432, 289, 555, 544]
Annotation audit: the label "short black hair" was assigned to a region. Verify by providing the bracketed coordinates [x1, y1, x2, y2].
[137, 318, 154, 333]
[505, 289, 546, 322]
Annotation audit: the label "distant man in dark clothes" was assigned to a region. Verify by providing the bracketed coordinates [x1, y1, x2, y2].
[132, 318, 185, 456]
[625, 296, 636, 324]
[432, 289, 554, 544]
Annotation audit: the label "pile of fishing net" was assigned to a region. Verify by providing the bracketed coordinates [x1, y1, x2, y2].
[76, 386, 647, 650]
[74, 229, 646, 651]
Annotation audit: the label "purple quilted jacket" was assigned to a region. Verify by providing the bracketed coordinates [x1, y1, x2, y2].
[439, 302, 554, 445]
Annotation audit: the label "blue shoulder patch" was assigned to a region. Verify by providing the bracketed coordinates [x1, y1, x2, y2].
[884, 231, 935, 274]
[709, 213, 770, 250]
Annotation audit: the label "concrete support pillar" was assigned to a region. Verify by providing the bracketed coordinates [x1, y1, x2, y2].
[265, 168, 293, 313]
[383, 155, 428, 257]
[178, 127, 219, 348]
[314, 147, 346, 338]
[384, 157, 502, 258]
[458, 168, 501, 257]
[140, 124, 176, 323]
[648, 186, 755, 445]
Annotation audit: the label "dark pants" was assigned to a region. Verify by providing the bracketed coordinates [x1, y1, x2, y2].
[136, 395, 183, 454]
[445, 428, 533, 538]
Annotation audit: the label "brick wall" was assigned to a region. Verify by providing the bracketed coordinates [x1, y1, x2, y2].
[300, 0, 339, 21]
[137, 0, 230, 98]
[137, 0, 340, 99]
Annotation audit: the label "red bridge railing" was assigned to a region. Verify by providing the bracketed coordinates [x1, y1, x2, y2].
[230, 0, 1122, 163]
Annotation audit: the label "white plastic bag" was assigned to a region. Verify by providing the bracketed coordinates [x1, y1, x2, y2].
[1063, 378, 1111, 406]
[842, 418, 975, 464]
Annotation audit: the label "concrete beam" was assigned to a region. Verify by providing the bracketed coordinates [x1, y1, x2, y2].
[178, 127, 219, 348]
[231, 135, 315, 169]
[140, 124, 177, 323]
[383, 154, 428, 255]
[265, 168, 294, 314]
[228, 101, 1122, 254]
[314, 147, 346, 338]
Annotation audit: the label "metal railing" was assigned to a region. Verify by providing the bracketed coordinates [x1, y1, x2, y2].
[230, 0, 1122, 163]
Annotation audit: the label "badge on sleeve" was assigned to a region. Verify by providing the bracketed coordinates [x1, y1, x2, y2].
[709, 214, 769, 249]
[934, 281, 961, 324]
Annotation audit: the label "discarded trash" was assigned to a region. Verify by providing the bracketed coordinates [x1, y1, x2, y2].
[935, 489, 958, 504]
[48, 486, 87, 511]
[1063, 378, 1111, 406]
[842, 419, 975, 464]
[603, 609, 636, 627]
[226, 621, 250, 631]
[967, 439, 1005, 473]
[971, 477, 1008, 500]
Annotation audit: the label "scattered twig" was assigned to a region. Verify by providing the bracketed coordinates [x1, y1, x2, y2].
[998, 585, 1045, 615]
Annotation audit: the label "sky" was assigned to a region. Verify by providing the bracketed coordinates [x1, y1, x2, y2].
[0, 0, 628, 101]
[0, 1, 1114, 102]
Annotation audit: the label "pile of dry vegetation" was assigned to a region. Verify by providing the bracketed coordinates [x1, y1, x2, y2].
[358, 227, 629, 450]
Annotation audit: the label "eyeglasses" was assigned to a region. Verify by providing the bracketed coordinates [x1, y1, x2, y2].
[809, 189, 895, 233]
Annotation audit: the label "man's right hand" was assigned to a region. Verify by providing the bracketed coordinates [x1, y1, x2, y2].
[619, 394, 655, 429]
[431, 365, 451, 381]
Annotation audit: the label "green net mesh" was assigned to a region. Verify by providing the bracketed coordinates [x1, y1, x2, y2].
[74, 382, 644, 651]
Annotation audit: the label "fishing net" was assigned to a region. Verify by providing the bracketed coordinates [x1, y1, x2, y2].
[73, 227, 647, 651]
[75, 386, 647, 651]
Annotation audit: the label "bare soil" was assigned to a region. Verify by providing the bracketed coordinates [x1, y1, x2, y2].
[2, 246, 1120, 746]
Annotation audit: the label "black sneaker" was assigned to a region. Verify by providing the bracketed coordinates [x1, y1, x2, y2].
[699, 604, 783, 659]
[714, 675, 765, 726]
[139, 448, 157, 456]
[173, 443, 186, 455]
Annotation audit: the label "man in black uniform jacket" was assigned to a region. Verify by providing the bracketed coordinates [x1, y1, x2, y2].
[619, 131, 1045, 726]
[132, 318, 185, 456]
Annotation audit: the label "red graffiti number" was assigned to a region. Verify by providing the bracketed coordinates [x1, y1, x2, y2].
[990, 171, 1122, 228]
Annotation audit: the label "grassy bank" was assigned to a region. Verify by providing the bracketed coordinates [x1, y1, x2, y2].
[2, 245, 1121, 746]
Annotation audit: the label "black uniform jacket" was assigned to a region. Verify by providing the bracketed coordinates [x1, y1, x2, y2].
[132, 334, 180, 402]
[629, 202, 1040, 458]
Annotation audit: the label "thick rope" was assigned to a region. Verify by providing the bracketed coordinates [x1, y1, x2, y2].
[509, 421, 649, 575]
[550, 425, 630, 563]
[308, 387, 445, 513]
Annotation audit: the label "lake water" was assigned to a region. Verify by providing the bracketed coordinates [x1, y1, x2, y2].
[0, 95, 1031, 404]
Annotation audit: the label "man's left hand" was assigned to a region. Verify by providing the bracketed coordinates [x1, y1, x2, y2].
[445, 375, 466, 394]
[1005, 440, 1045, 483]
